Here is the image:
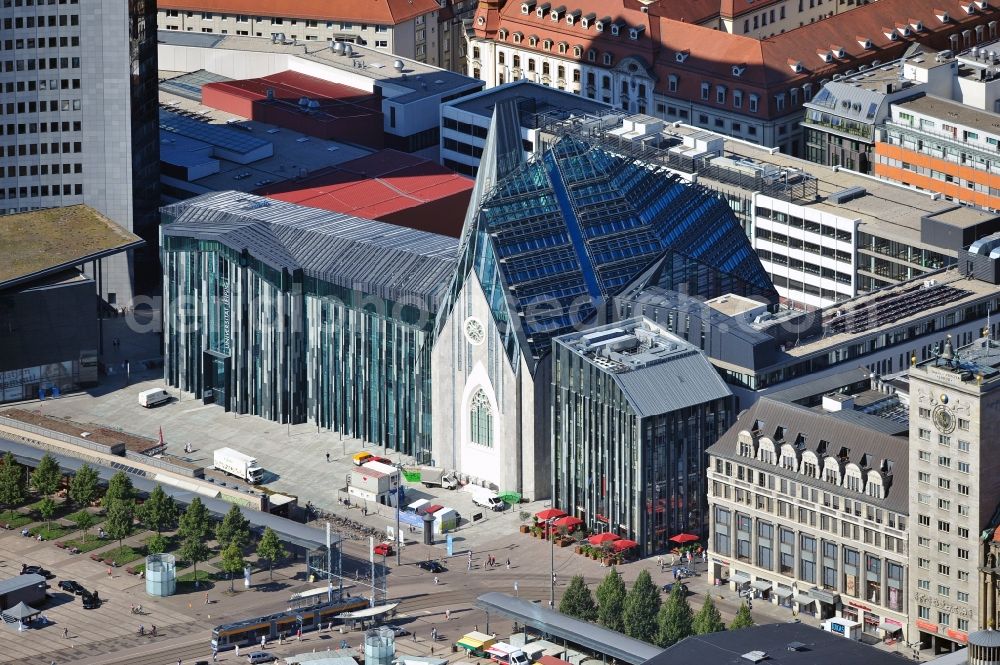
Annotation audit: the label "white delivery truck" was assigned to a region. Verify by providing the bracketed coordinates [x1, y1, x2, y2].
[137, 388, 171, 408]
[213, 447, 264, 484]
[467, 486, 505, 511]
[487, 643, 531, 665]
[418, 466, 458, 490]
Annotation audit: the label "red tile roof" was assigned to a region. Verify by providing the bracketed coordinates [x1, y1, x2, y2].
[158, 0, 441, 24]
[476, 0, 1000, 119]
[255, 149, 473, 234]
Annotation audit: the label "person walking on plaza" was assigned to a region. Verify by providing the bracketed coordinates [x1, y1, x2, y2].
[445, 609, 451, 621]
[261, 635, 267, 649]
[506, 558, 511, 570]
[235, 644, 240, 657]
[63, 627, 68, 639]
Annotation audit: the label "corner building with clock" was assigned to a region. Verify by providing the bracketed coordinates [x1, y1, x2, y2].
[430, 99, 776, 501]
[907, 336, 1000, 654]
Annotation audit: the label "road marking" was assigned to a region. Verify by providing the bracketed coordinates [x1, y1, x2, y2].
[182, 404, 215, 414]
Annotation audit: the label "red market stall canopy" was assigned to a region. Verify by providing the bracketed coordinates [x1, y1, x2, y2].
[613, 539, 639, 551]
[588, 533, 620, 545]
[670, 533, 699, 544]
[553, 516, 584, 528]
[536, 508, 567, 521]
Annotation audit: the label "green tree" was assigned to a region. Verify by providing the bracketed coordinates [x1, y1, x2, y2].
[30, 453, 61, 498]
[104, 471, 134, 506]
[178, 497, 211, 542]
[623, 569, 661, 642]
[0, 452, 26, 520]
[104, 498, 134, 553]
[37, 496, 57, 533]
[138, 485, 178, 534]
[657, 582, 694, 647]
[596, 569, 627, 632]
[692, 596, 726, 635]
[146, 533, 168, 555]
[179, 536, 211, 588]
[729, 602, 754, 630]
[255, 527, 288, 581]
[559, 575, 598, 621]
[220, 542, 246, 592]
[72, 510, 95, 542]
[216, 504, 251, 551]
[68, 464, 99, 510]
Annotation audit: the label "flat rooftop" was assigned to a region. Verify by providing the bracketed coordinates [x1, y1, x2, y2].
[0, 206, 142, 289]
[448, 80, 613, 119]
[660, 121, 994, 249]
[705, 293, 768, 318]
[158, 85, 372, 194]
[203, 70, 382, 120]
[913, 336, 1000, 389]
[157, 31, 481, 104]
[895, 93, 1000, 134]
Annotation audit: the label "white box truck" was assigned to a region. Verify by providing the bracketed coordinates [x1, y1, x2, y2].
[487, 643, 531, 665]
[418, 466, 458, 490]
[137, 388, 171, 408]
[213, 447, 264, 484]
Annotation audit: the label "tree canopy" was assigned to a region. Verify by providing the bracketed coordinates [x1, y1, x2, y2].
[69, 464, 99, 509]
[139, 484, 178, 534]
[256, 527, 288, 581]
[730, 602, 754, 630]
[104, 471, 134, 506]
[104, 497, 135, 551]
[30, 453, 61, 497]
[0, 452, 26, 519]
[178, 497, 211, 542]
[220, 542, 246, 592]
[596, 569, 627, 632]
[216, 504, 251, 551]
[657, 583, 694, 647]
[692, 596, 726, 635]
[623, 569, 661, 643]
[559, 575, 598, 622]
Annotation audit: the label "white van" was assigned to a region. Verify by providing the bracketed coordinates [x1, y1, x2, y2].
[137, 388, 171, 408]
[472, 491, 505, 512]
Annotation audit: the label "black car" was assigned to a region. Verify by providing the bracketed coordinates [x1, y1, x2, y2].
[58, 580, 86, 595]
[418, 560, 445, 573]
[81, 591, 100, 609]
[21, 564, 51, 578]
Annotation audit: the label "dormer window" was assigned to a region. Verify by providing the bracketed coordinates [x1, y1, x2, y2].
[910, 19, 924, 31]
[897, 23, 911, 37]
[884, 27, 899, 40]
[566, 9, 580, 24]
[542, 38, 552, 49]
[550, 5, 565, 21]
[603, 53, 612, 65]
[572, 45, 582, 57]
[477, 16, 485, 26]
[788, 58, 803, 73]
[675, 49, 690, 63]
[520, 0, 535, 14]
[817, 49, 833, 63]
[732, 64, 746, 77]
[976, 0, 989, 8]
[831, 45, 845, 58]
[936, 10, 951, 22]
[629, 25, 645, 39]
[581, 12, 595, 28]
[535, 2, 550, 19]
[857, 35, 872, 48]
[610, 21, 624, 36]
[528, 35, 538, 47]
[498, 28, 507, 40]
[513, 31, 523, 43]
[587, 48, 596, 62]
[963, 1, 978, 13]
[596, 16, 610, 31]
[558, 41, 568, 53]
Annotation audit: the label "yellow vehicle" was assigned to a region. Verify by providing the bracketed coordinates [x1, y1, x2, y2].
[353, 452, 374, 466]
[457, 631, 497, 657]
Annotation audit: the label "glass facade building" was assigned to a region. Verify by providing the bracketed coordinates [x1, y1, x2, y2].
[552, 318, 734, 556]
[160, 192, 458, 461]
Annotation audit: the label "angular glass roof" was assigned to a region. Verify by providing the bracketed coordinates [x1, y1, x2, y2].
[442, 130, 776, 372]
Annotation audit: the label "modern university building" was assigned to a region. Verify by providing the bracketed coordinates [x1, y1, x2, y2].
[160, 192, 457, 461]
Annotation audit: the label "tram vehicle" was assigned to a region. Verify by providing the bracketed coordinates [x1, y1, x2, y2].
[211, 595, 369, 651]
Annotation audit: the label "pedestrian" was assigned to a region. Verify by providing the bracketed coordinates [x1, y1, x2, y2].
[261, 635, 267, 648]
[506, 558, 511, 570]
[205, 592, 210, 605]
[107, 566, 113, 578]
[63, 627, 68, 639]
[445, 609, 451, 620]
[177, 659, 182, 665]
[326, 452, 330, 463]
[468, 561, 472, 571]
[434, 576, 439, 585]
[235, 644, 240, 657]
[213, 652, 218, 663]
[297, 628, 302, 641]
[412, 630, 417, 642]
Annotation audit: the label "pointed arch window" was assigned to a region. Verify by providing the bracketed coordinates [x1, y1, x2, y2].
[470, 389, 494, 447]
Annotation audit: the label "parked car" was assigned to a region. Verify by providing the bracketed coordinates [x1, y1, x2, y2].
[383, 624, 410, 637]
[661, 582, 688, 595]
[247, 652, 276, 664]
[21, 564, 51, 578]
[58, 580, 86, 595]
[373, 542, 393, 557]
[418, 560, 445, 573]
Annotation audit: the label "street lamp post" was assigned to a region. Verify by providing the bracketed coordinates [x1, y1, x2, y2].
[549, 525, 555, 608]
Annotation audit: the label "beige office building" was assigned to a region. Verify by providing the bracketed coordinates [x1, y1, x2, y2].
[706, 396, 911, 640]
[908, 336, 1000, 653]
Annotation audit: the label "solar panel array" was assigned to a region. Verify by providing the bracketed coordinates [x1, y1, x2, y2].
[159, 109, 271, 155]
[824, 283, 972, 335]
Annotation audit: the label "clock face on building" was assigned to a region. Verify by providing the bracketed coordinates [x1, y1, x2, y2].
[933, 405, 956, 434]
[463, 316, 486, 345]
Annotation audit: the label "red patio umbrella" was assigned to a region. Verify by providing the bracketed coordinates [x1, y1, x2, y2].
[535, 508, 567, 521]
[612, 539, 639, 551]
[587, 532, 621, 545]
[670, 533, 700, 544]
[553, 516, 584, 528]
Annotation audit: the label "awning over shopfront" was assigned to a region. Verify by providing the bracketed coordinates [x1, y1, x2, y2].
[879, 620, 902, 633]
[774, 587, 793, 600]
[809, 587, 840, 605]
[751, 580, 772, 592]
[794, 593, 816, 606]
[730, 571, 751, 584]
